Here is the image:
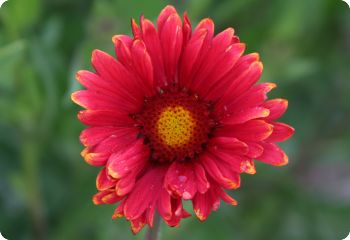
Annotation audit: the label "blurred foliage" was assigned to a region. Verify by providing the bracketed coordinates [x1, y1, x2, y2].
[1, 0, 350, 239]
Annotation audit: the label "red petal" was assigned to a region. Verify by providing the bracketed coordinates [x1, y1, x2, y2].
[76, 69, 137, 105]
[190, 27, 244, 96]
[263, 98, 289, 121]
[115, 174, 136, 196]
[163, 197, 190, 227]
[193, 163, 210, 194]
[112, 35, 133, 68]
[179, 29, 208, 88]
[200, 154, 240, 189]
[214, 159, 241, 188]
[146, 202, 156, 228]
[112, 201, 125, 219]
[123, 167, 166, 220]
[165, 162, 197, 200]
[81, 148, 109, 167]
[205, 53, 258, 101]
[157, 5, 177, 35]
[231, 35, 240, 43]
[179, 18, 214, 89]
[224, 83, 276, 114]
[71, 90, 117, 110]
[76, 70, 123, 98]
[140, 18, 167, 88]
[220, 190, 238, 206]
[72, 89, 141, 113]
[221, 107, 270, 125]
[77, 110, 134, 127]
[191, 28, 236, 90]
[202, 44, 246, 99]
[257, 142, 289, 166]
[266, 122, 295, 142]
[160, 13, 183, 84]
[182, 12, 192, 46]
[130, 214, 146, 234]
[107, 140, 149, 179]
[72, 62, 142, 110]
[80, 127, 128, 147]
[215, 57, 263, 109]
[157, 189, 172, 221]
[91, 129, 139, 154]
[192, 182, 221, 221]
[131, 39, 154, 96]
[196, 43, 246, 97]
[194, 18, 215, 37]
[91, 50, 144, 105]
[216, 120, 273, 142]
[245, 142, 264, 158]
[208, 148, 247, 173]
[240, 159, 256, 174]
[131, 18, 142, 39]
[92, 189, 122, 205]
[157, 189, 191, 227]
[96, 167, 116, 191]
[209, 137, 248, 155]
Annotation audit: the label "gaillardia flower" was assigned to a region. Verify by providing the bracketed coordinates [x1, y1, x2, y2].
[72, 5, 294, 234]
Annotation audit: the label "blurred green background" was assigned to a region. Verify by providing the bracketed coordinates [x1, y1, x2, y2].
[1, 0, 350, 239]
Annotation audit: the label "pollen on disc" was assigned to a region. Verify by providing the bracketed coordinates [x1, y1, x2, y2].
[156, 106, 196, 147]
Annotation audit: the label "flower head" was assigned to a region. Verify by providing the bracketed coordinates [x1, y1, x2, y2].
[72, 5, 294, 234]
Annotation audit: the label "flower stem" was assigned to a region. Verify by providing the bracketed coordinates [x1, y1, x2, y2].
[22, 137, 47, 240]
[144, 213, 161, 240]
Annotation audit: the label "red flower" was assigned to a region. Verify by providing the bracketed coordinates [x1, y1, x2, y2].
[72, 5, 294, 234]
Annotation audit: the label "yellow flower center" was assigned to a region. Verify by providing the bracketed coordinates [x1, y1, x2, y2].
[137, 92, 212, 162]
[156, 106, 195, 147]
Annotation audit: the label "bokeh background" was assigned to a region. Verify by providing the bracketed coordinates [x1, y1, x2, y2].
[1, 0, 350, 239]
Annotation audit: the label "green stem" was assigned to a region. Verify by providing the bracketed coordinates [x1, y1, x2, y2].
[22, 137, 46, 240]
[144, 213, 161, 240]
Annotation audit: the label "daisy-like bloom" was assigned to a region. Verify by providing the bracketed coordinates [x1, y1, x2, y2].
[72, 5, 294, 234]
